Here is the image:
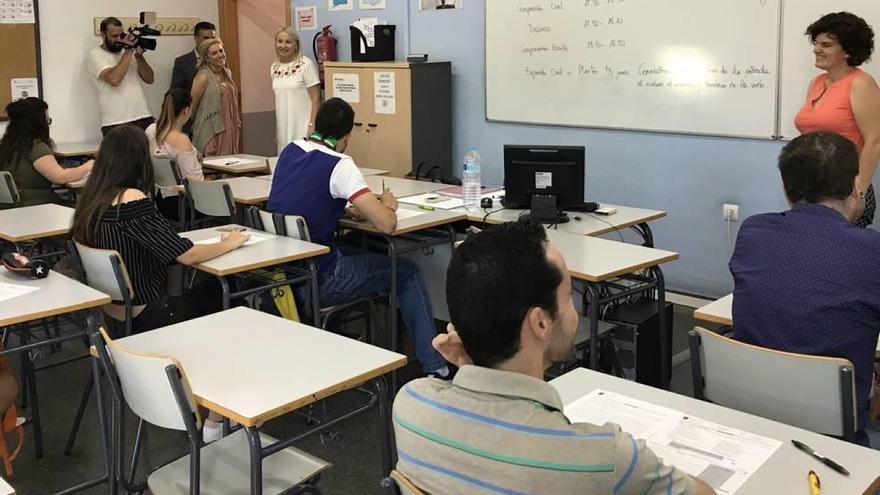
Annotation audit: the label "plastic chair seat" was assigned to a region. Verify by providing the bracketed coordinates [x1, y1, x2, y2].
[147, 429, 330, 495]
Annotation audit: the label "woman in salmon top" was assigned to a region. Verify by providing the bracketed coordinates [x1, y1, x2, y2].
[795, 12, 880, 228]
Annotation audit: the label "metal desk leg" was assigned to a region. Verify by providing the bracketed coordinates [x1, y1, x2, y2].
[652, 266, 669, 389]
[584, 284, 601, 370]
[19, 330, 43, 458]
[387, 238, 399, 392]
[375, 376, 395, 475]
[245, 426, 263, 494]
[638, 222, 655, 248]
[308, 260, 321, 327]
[218, 276, 231, 310]
[89, 333, 114, 495]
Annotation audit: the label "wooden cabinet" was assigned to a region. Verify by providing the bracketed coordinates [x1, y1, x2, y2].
[324, 61, 452, 179]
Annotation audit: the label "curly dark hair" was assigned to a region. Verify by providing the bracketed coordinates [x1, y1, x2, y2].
[806, 12, 874, 67]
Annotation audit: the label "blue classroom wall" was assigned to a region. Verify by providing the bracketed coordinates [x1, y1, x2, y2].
[294, 0, 811, 297]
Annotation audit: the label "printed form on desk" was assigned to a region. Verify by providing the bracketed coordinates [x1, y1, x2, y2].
[564, 389, 781, 495]
[194, 233, 274, 247]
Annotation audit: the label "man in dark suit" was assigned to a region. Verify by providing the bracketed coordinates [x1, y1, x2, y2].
[170, 21, 216, 94]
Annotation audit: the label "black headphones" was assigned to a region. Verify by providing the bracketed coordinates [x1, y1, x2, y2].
[307, 132, 338, 150]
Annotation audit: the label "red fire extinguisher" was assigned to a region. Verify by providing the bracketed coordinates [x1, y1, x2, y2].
[313, 25, 337, 88]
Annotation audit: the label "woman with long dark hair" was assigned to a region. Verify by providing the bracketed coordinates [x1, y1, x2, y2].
[0, 97, 92, 208]
[71, 125, 248, 333]
[145, 88, 203, 219]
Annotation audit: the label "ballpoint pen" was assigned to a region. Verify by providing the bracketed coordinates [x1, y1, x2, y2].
[808, 470, 821, 495]
[791, 440, 850, 475]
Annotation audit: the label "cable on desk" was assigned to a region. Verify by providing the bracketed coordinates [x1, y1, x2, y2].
[480, 207, 508, 229]
[585, 213, 626, 243]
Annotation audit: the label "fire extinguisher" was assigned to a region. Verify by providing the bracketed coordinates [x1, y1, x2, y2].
[313, 25, 337, 88]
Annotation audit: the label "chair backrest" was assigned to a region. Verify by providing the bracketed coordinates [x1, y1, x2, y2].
[74, 242, 134, 303]
[267, 156, 279, 175]
[388, 470, 426, 495]
[257, 210, 311, 241]
[151, 157, 182, 188]
[99, 328, 201, 432]
[689, 326, 857, 439]
[0, 172, 20, 205]
[184, 178, 235, 217]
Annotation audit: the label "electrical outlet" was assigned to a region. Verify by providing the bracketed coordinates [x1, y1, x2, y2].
[722, 203, 739, 221]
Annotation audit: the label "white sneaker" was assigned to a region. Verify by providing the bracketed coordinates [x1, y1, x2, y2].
[202, 420, 223, 444]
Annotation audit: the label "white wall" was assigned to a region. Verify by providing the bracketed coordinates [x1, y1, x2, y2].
[38, 0, 218, 143]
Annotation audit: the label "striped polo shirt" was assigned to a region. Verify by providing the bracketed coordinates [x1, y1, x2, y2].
[393, 366, 696, 495]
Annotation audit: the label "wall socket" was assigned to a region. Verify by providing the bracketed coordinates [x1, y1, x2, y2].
[722, 203, 739, 221]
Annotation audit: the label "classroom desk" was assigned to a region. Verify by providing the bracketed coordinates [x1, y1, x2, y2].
[201, 154, 270, 174]
[364, 175, 446, 197]
[546, 230, 678, 386]
[53, 141, 99, 158]
[339, 206, 465, 389]
[694, 293, 880, 359]
[179, 225, 329, 315]
[551, 367, 880, 494]
[468, 204, 667, 245]
[254, 166, 389, 183]
[0, 203, 73, 244]
[0, 477, 12, 495]
[0, 268, 110, 493]
[105, 307, 407, 494]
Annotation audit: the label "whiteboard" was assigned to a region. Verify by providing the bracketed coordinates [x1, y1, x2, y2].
[779, 0, 880, 139]
[485, 0, 781, 139]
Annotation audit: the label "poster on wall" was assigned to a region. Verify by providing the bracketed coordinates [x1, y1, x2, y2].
[360, 0, 386, 9]
[332, 73, 360, 103]
[295, 6, 318, 31]
[419, 0, 461, 10]
[10, 78, 38, 102]
[0, 0, 35, 23]
[374, 71, 395, 115]
[328, 0, 353, 11]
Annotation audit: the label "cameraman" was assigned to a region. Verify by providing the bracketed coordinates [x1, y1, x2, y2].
[88, 17, 155, 136]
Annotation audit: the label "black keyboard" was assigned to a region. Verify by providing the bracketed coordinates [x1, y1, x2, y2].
[567, 202, 599, 212]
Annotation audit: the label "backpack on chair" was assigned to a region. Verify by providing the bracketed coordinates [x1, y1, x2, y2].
[0, 342, 23, 477]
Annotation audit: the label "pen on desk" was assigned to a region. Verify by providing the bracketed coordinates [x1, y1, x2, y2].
[808, 470, 821, 495]
[418, 204, 434, 211]
[791, 440, 850, 476]
[382, 179, 386, 191]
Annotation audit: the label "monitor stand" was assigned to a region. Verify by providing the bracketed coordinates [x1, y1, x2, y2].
[526, 194, 570, 224]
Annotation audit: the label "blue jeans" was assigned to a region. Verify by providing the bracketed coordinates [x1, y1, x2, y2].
[318, 247, 445, 373]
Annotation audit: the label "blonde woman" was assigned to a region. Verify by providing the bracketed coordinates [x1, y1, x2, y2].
[272, 27, 321, 153]
[190, 38, 241, 156]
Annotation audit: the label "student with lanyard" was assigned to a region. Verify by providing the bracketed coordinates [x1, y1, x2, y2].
[267, 97, 450, 378]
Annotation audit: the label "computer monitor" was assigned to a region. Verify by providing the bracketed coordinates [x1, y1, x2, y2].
[502, 145, 586, 224]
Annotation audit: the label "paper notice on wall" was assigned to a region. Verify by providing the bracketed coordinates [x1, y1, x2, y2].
[0, 0, 35, 24]
[332, 73, 360, 103]
[360, 0, 386, 9]
[328, 0, 353, 11]
[10, 78, 38, 102]
[374, 71, 396, 115]
[295, 6, 317, 31]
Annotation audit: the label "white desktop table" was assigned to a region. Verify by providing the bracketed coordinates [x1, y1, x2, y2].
[552, 367, 880, 494]
[175, 176, 271, 206]
[546, 229, 679, 386]
[111, 307, 407, 494]
[364, 176, 446, 197]
[180, 226, 329, 315]
[694, 293, 733, 326]
[0, 204, 73, 244]
[201, 154, 269, 175]
[54, 141, 99, 158]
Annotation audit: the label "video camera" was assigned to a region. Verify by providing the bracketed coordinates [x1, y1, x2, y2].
[119, 11, 160, 51]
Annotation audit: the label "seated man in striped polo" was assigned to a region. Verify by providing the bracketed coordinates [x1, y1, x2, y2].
[393, 220, 715, 494]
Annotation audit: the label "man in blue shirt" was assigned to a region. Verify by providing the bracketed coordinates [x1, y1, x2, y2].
[267, 98, 448, 377]
[729, 131, 880, 445]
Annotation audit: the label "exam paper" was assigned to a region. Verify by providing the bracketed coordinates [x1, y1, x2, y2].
[0, 282, 39, 303]
[395, 209, 427, 220]
[194, 232, 273, 247]
[565, 389, 781, 495]
[399, 193, 464, 210]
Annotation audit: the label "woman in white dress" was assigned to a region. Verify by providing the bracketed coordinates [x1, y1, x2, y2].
[272, 27, 321, 153]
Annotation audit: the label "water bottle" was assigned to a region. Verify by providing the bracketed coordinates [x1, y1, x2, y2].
[462, 146, 482, 212]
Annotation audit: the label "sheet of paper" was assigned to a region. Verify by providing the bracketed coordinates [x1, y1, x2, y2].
[332, 73, 360, 103]
[329, 0, 353, 11]
[360, 0, 386, 10]
[193, 232, 274, 247]
[0, 0, 35, 24]
[399, 193, 464, 210]
[565, 390, 781, 495]
[203, 157, 246, 166]
[396, 209, 428, 220]
[374, 71, 396, 115]
[295, 6, 317, 30]
[10, 77, 38, 101]
[0, 282, 39, 303]
[353, 17, 378, 50]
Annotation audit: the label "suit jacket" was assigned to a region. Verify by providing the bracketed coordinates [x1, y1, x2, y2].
[171, 50, 198, 93]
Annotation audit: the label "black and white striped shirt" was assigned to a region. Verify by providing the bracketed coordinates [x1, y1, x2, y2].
[94, 198, 193, 305]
